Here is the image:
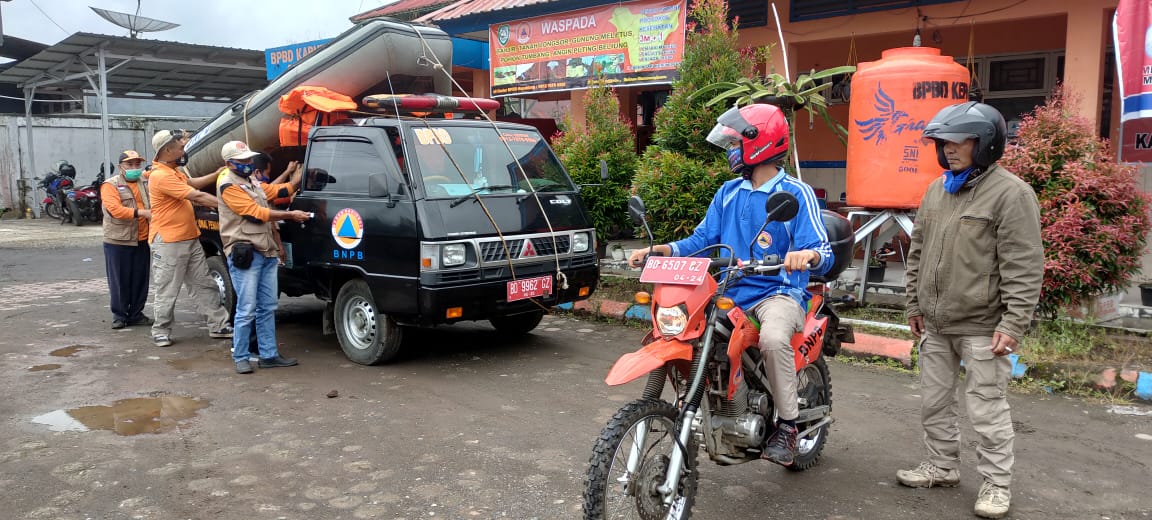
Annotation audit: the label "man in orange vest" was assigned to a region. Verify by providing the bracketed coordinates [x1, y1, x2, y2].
[100, 150, 152, 329]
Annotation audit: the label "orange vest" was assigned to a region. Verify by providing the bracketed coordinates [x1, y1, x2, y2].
[278, 86, 357, 147]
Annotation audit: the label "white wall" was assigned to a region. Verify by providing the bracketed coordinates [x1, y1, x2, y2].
[1, 114, 209, 216]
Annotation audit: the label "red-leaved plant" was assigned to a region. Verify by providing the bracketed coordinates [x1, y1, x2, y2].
[1000, 87, 1152, 317]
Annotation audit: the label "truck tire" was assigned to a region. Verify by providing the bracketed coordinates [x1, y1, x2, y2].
[489, 309, 544, 335]
[206, 255, 237, 319]
[335, 279, 403, 365]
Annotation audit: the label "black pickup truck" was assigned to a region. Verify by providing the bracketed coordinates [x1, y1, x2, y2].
[197, 116, 599, 364]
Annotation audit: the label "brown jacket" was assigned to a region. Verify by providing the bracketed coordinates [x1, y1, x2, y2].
[905, 164, 1044, 341]
[216, 169, 280, 258]
[100, 174, 150, 246]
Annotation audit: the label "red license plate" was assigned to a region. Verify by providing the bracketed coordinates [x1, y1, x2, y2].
[639, 257, 711, 286]
[507, 275, 553, 301]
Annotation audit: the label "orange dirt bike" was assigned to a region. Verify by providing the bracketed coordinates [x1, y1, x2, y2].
[582, 192, 856, 519]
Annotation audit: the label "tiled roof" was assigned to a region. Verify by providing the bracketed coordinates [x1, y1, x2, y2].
[416, 0, 562, 23]
[351, 0, 457, 21]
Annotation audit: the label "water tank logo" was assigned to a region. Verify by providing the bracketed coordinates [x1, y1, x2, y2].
[331, 208, 364, 250]
[853, 85, 926, 145]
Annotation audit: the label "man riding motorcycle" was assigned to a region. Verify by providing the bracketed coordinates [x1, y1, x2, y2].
[627, 103, 834, 466]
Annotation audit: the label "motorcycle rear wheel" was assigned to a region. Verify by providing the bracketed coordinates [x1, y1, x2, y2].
[788, 357, 831, 472]
[583, 398, 697, 520]
[44, 203, 60, 220]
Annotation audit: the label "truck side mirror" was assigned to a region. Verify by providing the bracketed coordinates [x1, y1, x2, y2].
[764, 191, 799, 222]
[627, 195, 647, 226]
[368, 173, 394, 207]
[600, 159, 609, 181]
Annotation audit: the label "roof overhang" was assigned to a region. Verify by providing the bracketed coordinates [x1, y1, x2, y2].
[0, 32, 267, 102]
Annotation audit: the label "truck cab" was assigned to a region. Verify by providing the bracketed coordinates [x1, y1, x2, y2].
[198, 111, 599, 364]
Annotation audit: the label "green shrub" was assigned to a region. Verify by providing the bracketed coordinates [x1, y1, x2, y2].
[553, 82, 637, 239]
[633, 148, 729, 243]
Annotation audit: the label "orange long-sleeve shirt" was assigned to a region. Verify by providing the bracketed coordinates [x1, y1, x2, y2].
[100, 181, 149, 241]
[219, 182, 293, 222]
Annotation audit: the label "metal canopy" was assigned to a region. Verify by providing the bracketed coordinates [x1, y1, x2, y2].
[0, 33, 266, 218]
[0, 32, 265, 101]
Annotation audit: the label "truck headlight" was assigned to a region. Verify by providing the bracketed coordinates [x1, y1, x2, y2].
[572, 232, 590, 253]
[655, 305, 688, 337]
[442, 244, 466, 267]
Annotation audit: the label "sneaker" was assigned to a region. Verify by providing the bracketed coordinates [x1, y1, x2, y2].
[235, 360, 254, 374]
[974, 480, 1011, 519]
[208, 325, 233, 339]
[896, 461, 960, 488]
[761, 422, 798, 466]
[128, 316, 154, 326]
[111, 320, 127, 330]
[152, 335, 173, 348]
[258, 356, 298, 368]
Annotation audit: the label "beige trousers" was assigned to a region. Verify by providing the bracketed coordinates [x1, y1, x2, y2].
[750, 295, 804, 421]
[150, 238, 230, 337]
[918, 331, 1015, 486]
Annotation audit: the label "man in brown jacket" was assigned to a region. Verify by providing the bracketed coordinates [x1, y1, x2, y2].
[898, 102, 1043, 519]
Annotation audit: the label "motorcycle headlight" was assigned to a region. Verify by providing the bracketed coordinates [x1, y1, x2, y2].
[654, 304, 688, 337]
[442, 243, 466, 267]
[572, 232, 590, 253]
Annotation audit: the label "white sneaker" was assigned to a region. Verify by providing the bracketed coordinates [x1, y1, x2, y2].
[896, 461, 959, 488]
[974, 480, 1011, 519]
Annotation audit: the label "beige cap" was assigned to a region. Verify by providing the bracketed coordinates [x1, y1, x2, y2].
[221, 140, 260, 161]
[152, 129, 190, 153]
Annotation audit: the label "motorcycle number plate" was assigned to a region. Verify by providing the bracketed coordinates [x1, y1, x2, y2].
[507, 275, 552, 301]
[639, 257, 710, 286]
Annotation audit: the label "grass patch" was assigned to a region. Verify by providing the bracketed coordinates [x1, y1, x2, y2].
[595, 274, 646, 303]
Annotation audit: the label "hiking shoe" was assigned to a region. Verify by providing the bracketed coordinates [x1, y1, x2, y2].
[235, 360, 254, 374]
[761, 422, 798, 466]
[896, 461, 960, 488]
[209, 325, 234, 338]
[258, 356, 298, 368]
[111, 319, 127, 330]
[152, 335, 173, 347]
[974, 480, 1011, 519]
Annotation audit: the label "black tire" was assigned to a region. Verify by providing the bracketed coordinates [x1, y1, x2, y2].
[583, 398, 697, 520]
[489, 309, 544, 335]
[44, 202, 61, 220]
[67, 198, 83, 226]
[787, 357, 832, 472]
[334, 279, 403, 365]
[205, 255, 236, 319]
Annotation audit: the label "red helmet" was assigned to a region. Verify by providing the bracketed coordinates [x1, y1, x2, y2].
[706, 104, 790, 176]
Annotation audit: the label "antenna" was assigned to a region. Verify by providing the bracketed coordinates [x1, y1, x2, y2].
[90, 1, 178, 38]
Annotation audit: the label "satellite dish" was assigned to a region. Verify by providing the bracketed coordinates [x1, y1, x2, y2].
[90, 4, 179, 38]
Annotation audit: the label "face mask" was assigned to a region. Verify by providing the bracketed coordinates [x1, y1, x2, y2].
[943, 167, 975, 194]
[229, 160, 256, 176]
[123, 169, 143, 182]
[176, 153, 188, 166]
[726, 147, 751, 179]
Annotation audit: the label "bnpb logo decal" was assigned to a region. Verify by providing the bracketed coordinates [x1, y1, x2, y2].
[331, 208, 364, 250]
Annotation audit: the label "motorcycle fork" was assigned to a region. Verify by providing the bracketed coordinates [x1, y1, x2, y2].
[618, 365, 670, 495]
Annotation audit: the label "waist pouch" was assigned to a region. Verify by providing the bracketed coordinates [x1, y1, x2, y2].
[231, 241, 255, 270]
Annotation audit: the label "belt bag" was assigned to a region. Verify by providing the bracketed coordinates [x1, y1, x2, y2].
[231, 241, 255, 270]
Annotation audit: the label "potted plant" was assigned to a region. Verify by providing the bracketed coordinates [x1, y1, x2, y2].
[610, 244, 626, 261]
[1139, 277, 1152, 307]
[866, 254, 887, 283]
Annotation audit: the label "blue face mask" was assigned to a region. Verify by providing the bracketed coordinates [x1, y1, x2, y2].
[229, 160, 256, 176]
[726, 147, 750, 178]
[943, 167, 975, 194]
[123, 169, 143, 182]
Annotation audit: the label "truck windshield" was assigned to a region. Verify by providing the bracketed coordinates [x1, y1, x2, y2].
[409, 125, 575, 199]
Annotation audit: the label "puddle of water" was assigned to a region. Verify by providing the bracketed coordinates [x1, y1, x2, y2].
[32, 396, 210, 435]
[49, 345, 97, 357]
[28, 364, 62, 372]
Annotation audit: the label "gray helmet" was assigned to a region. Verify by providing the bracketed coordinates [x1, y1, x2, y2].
[922, 102, 1007, 170]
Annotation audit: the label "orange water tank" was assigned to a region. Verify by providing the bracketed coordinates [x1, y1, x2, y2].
[846, 47, 970, 209]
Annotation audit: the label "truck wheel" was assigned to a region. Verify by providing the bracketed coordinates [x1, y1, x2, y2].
[489, 309, 544, 335]
[206, 256, 237, 319]
[335, 279, 403, 365]
[67, 198, 83, 226]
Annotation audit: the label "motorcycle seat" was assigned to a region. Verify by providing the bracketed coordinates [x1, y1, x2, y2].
[809, 210, 854, 284]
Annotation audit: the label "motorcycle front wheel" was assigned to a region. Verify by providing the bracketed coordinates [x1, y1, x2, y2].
[583, 398, 697, 520]
[43, 203, 60, 220]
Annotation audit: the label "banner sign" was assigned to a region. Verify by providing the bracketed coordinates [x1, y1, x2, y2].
[1114, 0, 1152, 162]
[265, 38, 333, 81]
[489, 0, 686, 97]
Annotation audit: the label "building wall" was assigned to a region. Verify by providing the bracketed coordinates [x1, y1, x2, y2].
[2, 114, 208, 217]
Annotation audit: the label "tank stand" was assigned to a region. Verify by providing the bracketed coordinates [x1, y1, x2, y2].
[845, 209, 916, 304]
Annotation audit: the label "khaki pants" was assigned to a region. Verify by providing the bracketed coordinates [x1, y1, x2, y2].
[919, 331, 1014, 486]
[750, 295, 804, 421]
[150, 238, 230, 337]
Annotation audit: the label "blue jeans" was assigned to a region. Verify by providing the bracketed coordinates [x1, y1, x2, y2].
[229, 253, 280, 362]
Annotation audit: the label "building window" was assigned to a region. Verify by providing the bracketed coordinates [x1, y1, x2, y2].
[960, 51, 1065, 138]
[729, 0, 767, 28]
[789, 0, 964, 22]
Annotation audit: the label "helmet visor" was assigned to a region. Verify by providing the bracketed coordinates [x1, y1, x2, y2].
[706, 106, 755, 149]
[921, 132, 976, 146]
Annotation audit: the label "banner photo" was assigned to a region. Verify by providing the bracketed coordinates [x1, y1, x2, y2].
[489, 0, 686, 97]
[1114, 0, 1152, 161]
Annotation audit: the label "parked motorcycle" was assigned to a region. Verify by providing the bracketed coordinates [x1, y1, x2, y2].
[65, 167, 105, 227]
[37, 162, 77, 221]
[582, 192, 856, 519]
